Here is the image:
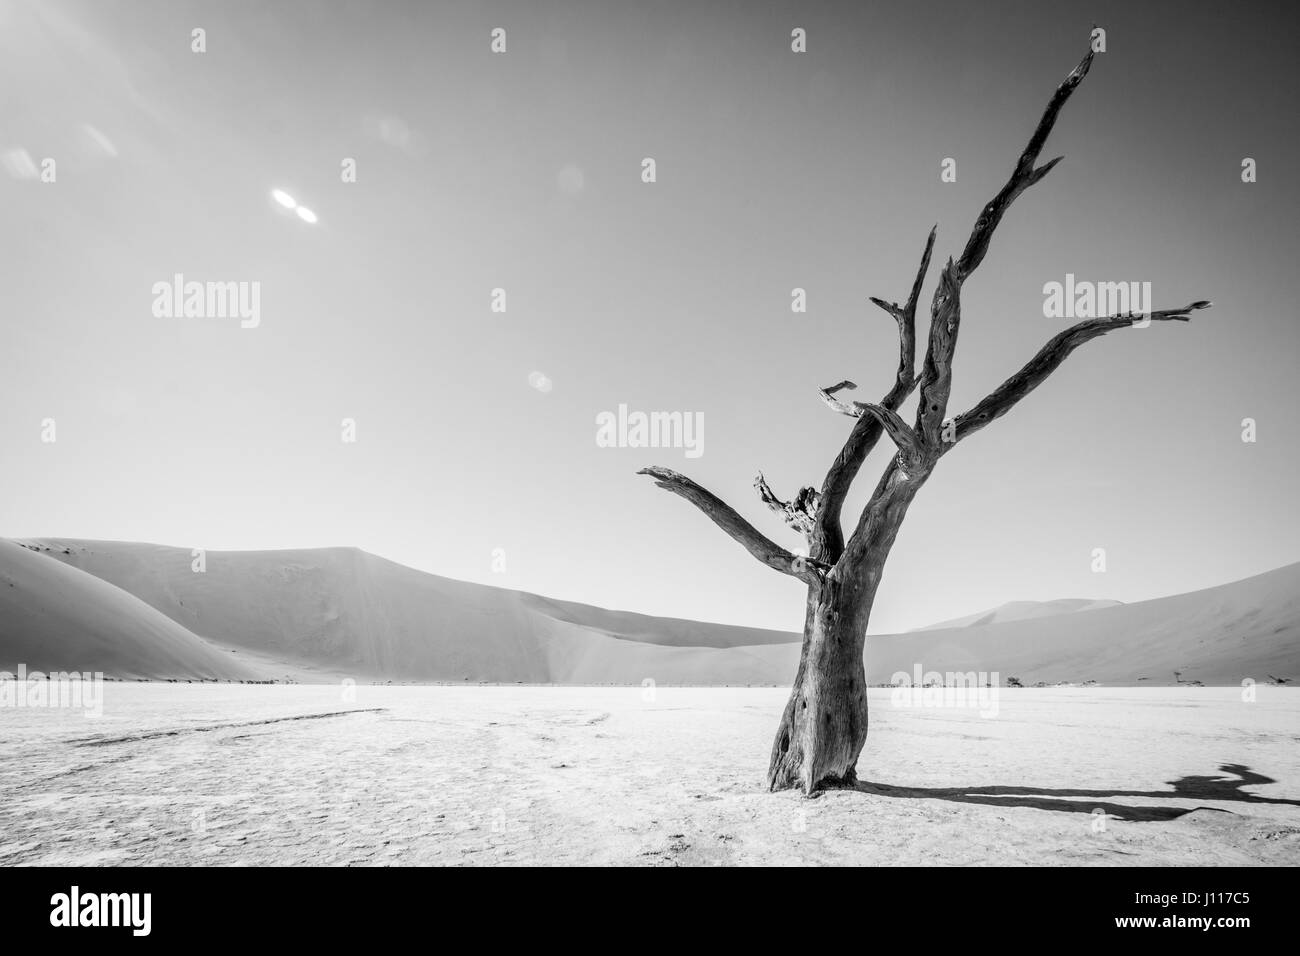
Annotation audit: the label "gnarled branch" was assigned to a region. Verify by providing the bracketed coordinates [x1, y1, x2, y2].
[816, 394, 922, 461]
[915, 47, 1095, 446]
[811, 226, 936, 562]
[854, 403, 924, 467]
[754, 472, 820, 537]
[914, 257, 962, 443]
[870, 223, 936, 396]
[955, 50, 1094, 280]
[637, 467, 824, 583]
[818, 383, 862, 418]
[949, 302, 1212, 446]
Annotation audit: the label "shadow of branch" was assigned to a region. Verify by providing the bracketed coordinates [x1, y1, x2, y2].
[850, 763, 1300, 822]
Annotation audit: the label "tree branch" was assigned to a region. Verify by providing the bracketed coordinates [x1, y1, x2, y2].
[638, 467, 824, 583]
[754, 471, 820, 537]
[955, 50, 1094, 280]
[870, 223, 936, 397]
[854, 403, 924, 468]
[815, 395, 922, 460]
[914, 257, 962, 443]
[810, 227, 936, 563]
[843, 40, 1106, 569]
[817, 384, 863, 418]
[915, 46, 1095, 446]
[949, 302, 1211, 445]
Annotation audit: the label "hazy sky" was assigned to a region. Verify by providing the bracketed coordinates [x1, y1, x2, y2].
[3, 0, 1297, 634]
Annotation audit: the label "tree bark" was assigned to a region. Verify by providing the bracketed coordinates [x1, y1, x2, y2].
[766, 579, 870, 793]
[767, 464, 927, 793]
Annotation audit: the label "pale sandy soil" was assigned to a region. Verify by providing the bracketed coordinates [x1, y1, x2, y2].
[1, 686, 1297, 866]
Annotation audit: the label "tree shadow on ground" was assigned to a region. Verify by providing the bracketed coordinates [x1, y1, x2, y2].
[850, 763, 1300, 822]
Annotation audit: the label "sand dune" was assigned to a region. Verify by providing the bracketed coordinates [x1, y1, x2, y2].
[8, 539, 799, 684]
[0, 539, 255, 680]
[912, 598, 1123, 631]
[869, 563, 1300, 686]
[3, 537, 1297, 686]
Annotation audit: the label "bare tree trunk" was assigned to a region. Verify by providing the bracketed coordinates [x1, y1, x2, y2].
[767, 579, 871, 793]
[768, 463, 928, 792]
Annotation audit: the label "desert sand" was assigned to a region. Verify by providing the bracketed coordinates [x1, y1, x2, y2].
[1, 684, 1296, 866]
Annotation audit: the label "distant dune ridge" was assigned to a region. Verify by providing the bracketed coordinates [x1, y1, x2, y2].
[1, 537, 1296, 686]
[0, 539, 257, 681]
[909, 598, 1124, 631]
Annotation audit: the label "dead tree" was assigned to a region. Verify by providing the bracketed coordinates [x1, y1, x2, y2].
[639, 40, 1210, 794]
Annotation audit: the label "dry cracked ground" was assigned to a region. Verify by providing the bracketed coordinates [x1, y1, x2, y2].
[2, 685, 1298, 866]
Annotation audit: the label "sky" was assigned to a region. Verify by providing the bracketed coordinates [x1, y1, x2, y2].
[2, 0, 1297, 635]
